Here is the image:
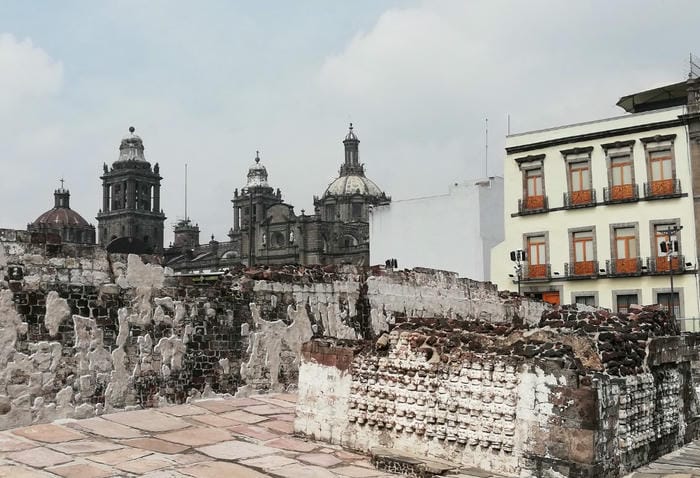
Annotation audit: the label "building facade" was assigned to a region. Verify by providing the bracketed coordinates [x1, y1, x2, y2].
[164, 124, 390, 271]
[370, 177, 503, 280]
[96, 127, 166, 254]
[28, 185, 96, 244]
[491, 79, 700, 325]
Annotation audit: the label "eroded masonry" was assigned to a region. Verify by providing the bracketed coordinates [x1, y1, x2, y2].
[0, 230, 536, 429]
[1, 230, 698, 478]
[295, 306, 700, 477]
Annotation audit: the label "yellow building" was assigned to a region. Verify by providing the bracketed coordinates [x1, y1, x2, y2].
[492, 79, 700, 329]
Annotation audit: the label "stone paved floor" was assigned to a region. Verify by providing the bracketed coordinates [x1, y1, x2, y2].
[625, 440, 700, 477]
[0, 394, 399, 478]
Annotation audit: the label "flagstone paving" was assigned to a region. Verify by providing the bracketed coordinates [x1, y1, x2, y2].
[0, 393, 399, 477]
[624, 440, 700, 477]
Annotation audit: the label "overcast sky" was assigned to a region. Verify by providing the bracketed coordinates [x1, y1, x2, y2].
[1, 1, 698, 244]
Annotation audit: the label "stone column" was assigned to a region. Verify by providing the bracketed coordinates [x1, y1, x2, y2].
[102, 183, 110, 212]
[126, 180, 135, 210]
[234, 206, 240, 232]
[153, 183, 161, 213]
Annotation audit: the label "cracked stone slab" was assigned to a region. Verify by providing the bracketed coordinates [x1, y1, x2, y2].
[115, 455, 174, 474]
[228, 424, 280, 441]
[12, 424, 86, 443]
[103, 410, 190, 433]
[87, 447, 153, 465]
[120, 437, 189, 454]
[8, 447, 73, 468]
[220, 410, 267, 424]
[47, 439, 123, 455]
[180, 461, 270, 477]
[155, 426, 232, 447]
[297, 452, 343, 467]
[265, 437, 318, 453]
[191, 400, 250, 414]
[156, 404, 208, 417]
[0, 465, 58, 477]
[190, 414, 241, 428]
[271, 463, 337, 478]
[0, 434, 36, 452]
[240, 455, 299, 470]
[69, 417, 143, 439]
[45, 461, 116, 478]
[196, 440, 278, 461]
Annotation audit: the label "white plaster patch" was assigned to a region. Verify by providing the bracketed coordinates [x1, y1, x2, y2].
[44, 291, 71, 337]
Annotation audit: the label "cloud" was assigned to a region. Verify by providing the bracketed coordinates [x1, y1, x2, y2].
[0, 33, 63, 111]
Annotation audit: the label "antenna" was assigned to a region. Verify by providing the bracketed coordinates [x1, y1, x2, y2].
[184, 163, 188, 221]
[484, 117, 489, 177]
[690, 52, 700, 79]
[507, 114, 511, 135]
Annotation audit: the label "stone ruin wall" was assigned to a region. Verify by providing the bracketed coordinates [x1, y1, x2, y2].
[294, 308, 700, 478]
[0, 233, 541, 430]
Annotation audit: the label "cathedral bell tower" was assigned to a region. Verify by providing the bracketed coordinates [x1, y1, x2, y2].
[96, 127, 166, 254]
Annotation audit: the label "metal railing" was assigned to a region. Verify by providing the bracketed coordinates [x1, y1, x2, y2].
[522, 263, 551, 280]
[563, 189, 596, 208]
[646, 254, 685, 274]
[517, 196, 548, 214]
[605, 257, 642, 276]
[603, 184, 639, 203]
[564, 260, 599, 278]
[643, 179, 682, 198]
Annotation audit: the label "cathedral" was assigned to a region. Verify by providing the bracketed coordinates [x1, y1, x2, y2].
[22, 124, 388, 269]
[163, 124, 390, 271]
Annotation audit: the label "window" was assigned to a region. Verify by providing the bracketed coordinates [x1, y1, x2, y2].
[572, 230, 595, 275]
[610, 154, 634, 200]
[648, 149, 674, 195]
[616, 294, 638, 314]
[526, 235, 547, 278]
[525, 167, 544, 209]
[574, 295, 596, 307]
[352, 203, 362, 219]
[653, 223, 680, 272]
[614, 226, 639, 274]
[568, 161, 592, 203]
[657, 292, 680, 317]
[326, 205, 336, 220]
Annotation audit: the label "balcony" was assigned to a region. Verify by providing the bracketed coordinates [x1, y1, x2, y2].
[564, 260, 598, 279]
[518, 195, 548, 215]
[647, 255, 685, 274]
[643, 179, 682, 199]
[603, 184, 639, 204]
[605, 257, 642, 276]
[563, 189, 596, 209]
[522, 263, 551, 281]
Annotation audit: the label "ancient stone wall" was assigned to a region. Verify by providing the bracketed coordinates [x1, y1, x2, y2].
[0, 236, 537, 430]
[294, 307, 700, 477]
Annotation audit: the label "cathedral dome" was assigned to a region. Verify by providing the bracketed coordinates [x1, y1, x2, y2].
[323, 174, 383, 197]
[246, 151, 269, 188]
[32, 189, 90, 227]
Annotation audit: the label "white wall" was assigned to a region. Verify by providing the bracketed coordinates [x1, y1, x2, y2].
[370, 177, 503, 281]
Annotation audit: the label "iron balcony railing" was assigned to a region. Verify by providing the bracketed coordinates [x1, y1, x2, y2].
[605, 257, 642, 276]
[643, 179, 682, 199]
[564, 260, 599, 278]
[563, 189, 596, 208]
[646, 255, 685, 274]
[517, 196, 549, 214]
[603, 183, 639, 203]
[522, 263, 551, 281]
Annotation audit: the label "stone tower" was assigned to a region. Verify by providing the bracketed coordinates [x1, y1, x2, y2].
[230, 151, 283, 265]
[96, 127, 166, 253]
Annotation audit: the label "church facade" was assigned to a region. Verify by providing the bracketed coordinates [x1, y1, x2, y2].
[163, 124, 390, 271]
